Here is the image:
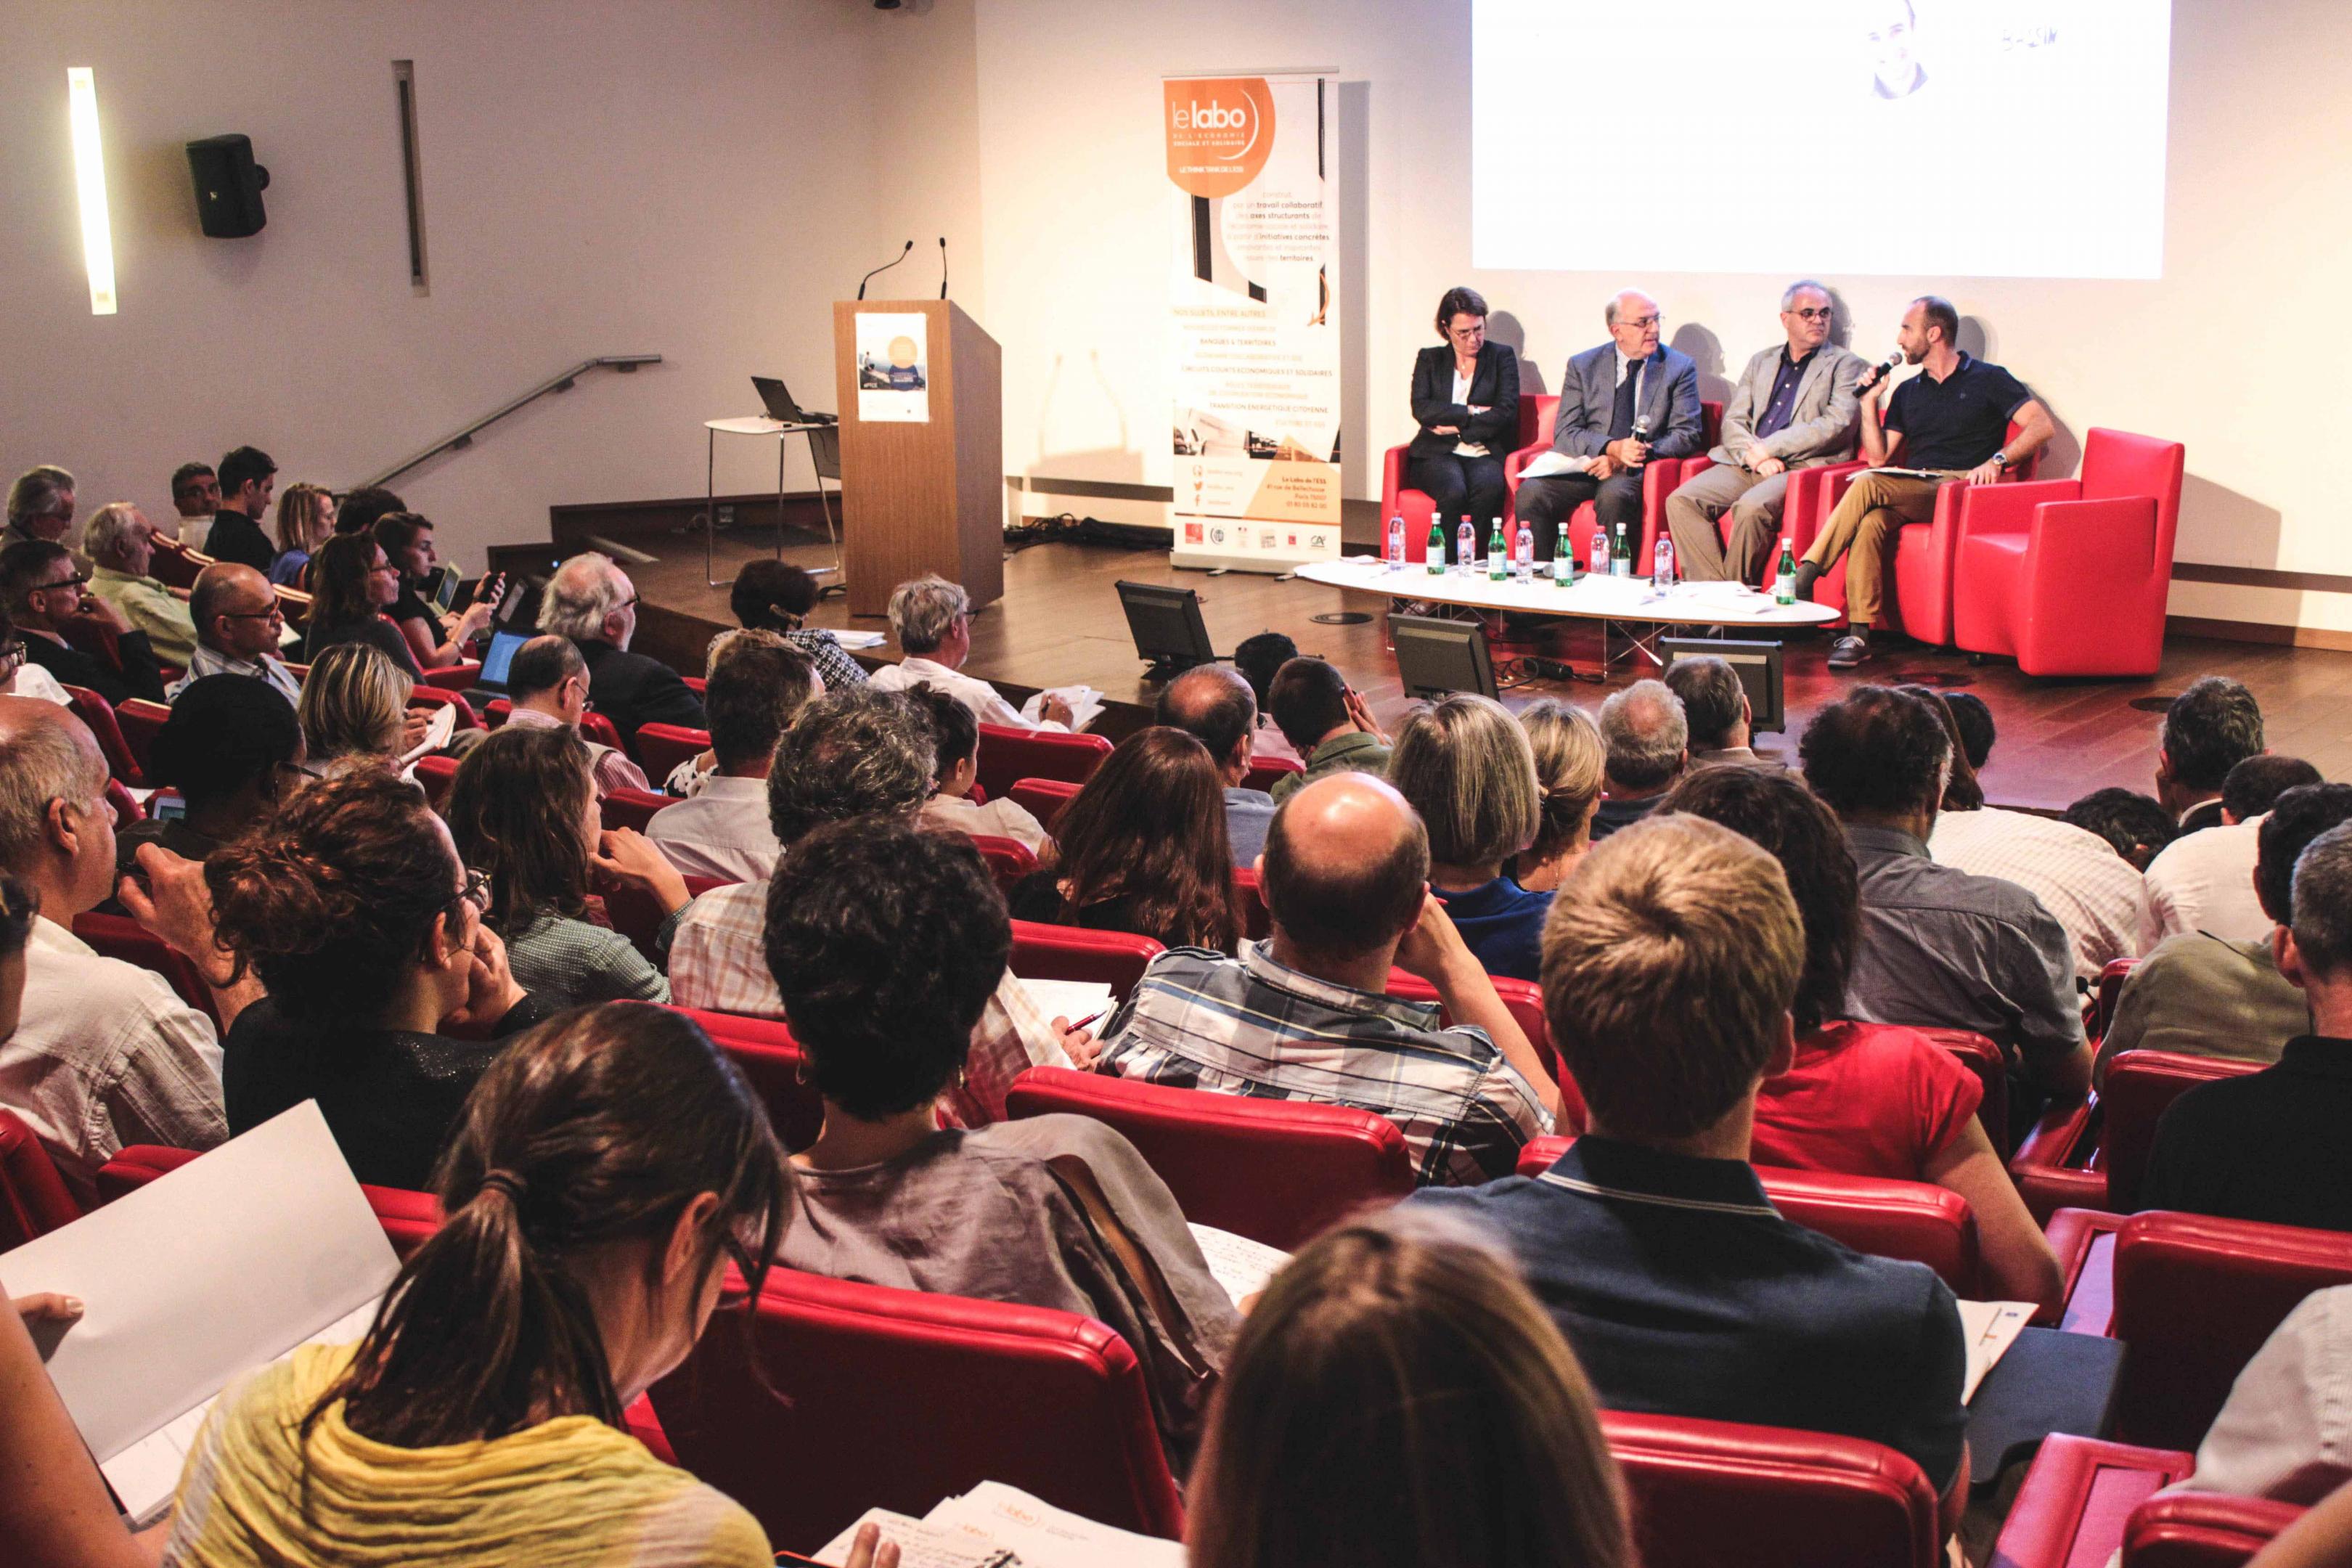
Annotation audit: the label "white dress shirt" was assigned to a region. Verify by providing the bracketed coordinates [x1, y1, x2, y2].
[1, 663, 71, 707]
[923, 792, 1051, 854]
[2178, 1283, 2352, 1500]
[646, 774, 782, 883]
[1929, 806, 2155, 981]
[1449, 366, 1490, 458]
[2144, 814, 2271, 946]
[867, 656, 1067, 732]
[4, 917, 226, 1206]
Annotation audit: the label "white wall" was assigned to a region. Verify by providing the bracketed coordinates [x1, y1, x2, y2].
[971, 0, 2352, 631]
[0, 0, 915, 563]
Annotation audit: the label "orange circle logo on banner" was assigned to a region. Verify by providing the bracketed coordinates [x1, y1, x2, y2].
[1164, 77, 1275, 198]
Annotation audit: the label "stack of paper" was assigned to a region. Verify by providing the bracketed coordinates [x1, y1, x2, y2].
[1957, 1299, 2036, 1402]
[1016, 977, 1115, 1032]
[812, 1481, 1183, 1568]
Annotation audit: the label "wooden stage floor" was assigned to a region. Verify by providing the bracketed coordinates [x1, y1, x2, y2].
[624, 531, 2352, 813]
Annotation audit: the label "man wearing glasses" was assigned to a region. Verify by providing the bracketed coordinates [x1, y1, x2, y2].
[1666, 281, 1866, 584]
[1511, 289, 1703, 563]
[171, 563, 301, 706]
[0, 539, 167, 706]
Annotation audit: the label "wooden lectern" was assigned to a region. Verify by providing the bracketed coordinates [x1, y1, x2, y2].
[831, 299, 1003, 618]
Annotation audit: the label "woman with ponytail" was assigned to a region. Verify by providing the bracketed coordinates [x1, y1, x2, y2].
[159, 1002, 812, 1567]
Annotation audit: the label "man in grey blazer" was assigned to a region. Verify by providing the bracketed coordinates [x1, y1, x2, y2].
[1514, 290, 1702, 561]
[1666, 281, 1865, 584]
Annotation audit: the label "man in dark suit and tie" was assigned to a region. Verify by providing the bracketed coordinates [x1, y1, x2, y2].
[1514, 290, 1702, 562]
[537, 550, 706, 755]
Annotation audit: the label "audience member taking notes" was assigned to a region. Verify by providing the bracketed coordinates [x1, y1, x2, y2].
[867, 573, 1071, 730]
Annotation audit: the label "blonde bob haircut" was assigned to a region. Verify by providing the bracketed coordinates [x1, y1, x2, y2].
[298, 641, 415, 765]
[1388, 693, 1540, 870]
[1519, 698, 1606, 863]
[1540, 813, 1803, 1140]
[274, 483, 335, 556]
[1188, 1207, 1631, 1568]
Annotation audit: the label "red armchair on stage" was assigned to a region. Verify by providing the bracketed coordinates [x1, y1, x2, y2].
[1382, 396, 1549, 563]
[1952, 428, 2186, 677]
[1498, 397, 1723, 566]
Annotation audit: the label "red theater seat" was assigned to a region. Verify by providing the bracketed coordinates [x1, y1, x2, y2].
[650, 1269, 1186, 1548]
[1388, 970, 1580, 1128]
[1993, 1434, 2305, 1568]
[1241, 756, 1302, 794]
[2012, 1050, 2261, 1221]
[634, 722, 711, 783]
[0, 1107, 81, 1249]
[970, 833, 1037, 896]
[72, 911, 221, 1029]
[597, 787, 673, 833]
[412, 753, 459, 810]
[1383, 396, 1553, 558]
[1008, 919, 1161, 1000]
[1005, 1066, 1413, 1251]
[604, 873, 728, 961]
[115, 698, 171, 775]
[1516, 1138, 1982, 1296]
[62, 686, 142, 785]
[405, 684, 481, 730]
[1233, 865, 1272, 939]
[1604, 1410, 1942, 1568]
[671, 1006, 823, 1152]
[418, 661, 483, 693]
[1953, 428, 2186, 677]
[1009, 775, 1081, 828]
[974, 724, 1111, 802]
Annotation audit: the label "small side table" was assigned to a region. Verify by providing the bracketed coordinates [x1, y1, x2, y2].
[703, 416, 841, 589]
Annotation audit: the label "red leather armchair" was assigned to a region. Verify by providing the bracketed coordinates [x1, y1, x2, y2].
[1952, 427, 2186, 677]
[1008, 919, 1162, 1000]
[1384, 395, 1553, 560]
[650, 1268, 1187, 1548]
[1994, 1432, 2305, 1568]
[0, 1106, 81, 1249]
[1503, 400, 1724, 569]
[597, 787, 674, 834]
[1009, 775, 1081, 828]
[1604, 1409, 1943, 1568]
[2011, 1050, 2260, 1221]
[1005, 1065, 1413, 1250]
[975, 724, 1111, 801]
[633, 722, 711, 783]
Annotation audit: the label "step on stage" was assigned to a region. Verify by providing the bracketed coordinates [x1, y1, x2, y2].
[617, 530, 2351, 814]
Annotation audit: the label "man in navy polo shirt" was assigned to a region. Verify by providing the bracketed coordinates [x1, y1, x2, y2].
[1792, 295, 2054, 669]
[1410, 813, 1970, 1503]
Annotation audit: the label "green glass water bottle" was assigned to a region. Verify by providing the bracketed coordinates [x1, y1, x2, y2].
[1554, 523, 1573, 584]
[1487, 518, 1507, 581]
[1426, 519, 1445, 574]
[1774, 539, 1797, 605]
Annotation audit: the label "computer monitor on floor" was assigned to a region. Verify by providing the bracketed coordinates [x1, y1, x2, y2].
[1116, 580, 1220, 678]
[1389, 614, 1498, 701]
[1660, 637, 1785, 732]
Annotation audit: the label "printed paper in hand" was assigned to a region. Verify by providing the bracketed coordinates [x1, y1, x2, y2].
[1188, 1222, 1291, 1303]
[1957, 1299, 2036, 1402]
[1021, 686, 1106, 734]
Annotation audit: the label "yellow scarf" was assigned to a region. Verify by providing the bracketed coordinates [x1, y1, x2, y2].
[163, 1344, 769, 1567]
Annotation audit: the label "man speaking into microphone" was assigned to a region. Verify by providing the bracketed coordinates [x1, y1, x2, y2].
[1792, 295, 2053, 670]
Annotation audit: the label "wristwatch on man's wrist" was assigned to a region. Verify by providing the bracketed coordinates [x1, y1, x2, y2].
[1989, 452, 2011, 470]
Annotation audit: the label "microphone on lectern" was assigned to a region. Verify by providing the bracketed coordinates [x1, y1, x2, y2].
[1857, 351, 1902, 394]
[857, 240, 913, 301]
[939, 237, 949, 300]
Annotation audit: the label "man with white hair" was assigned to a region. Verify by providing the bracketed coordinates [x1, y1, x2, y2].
[865, 573, 1071, 730]
[4, 466, 75, 550]
[1511, 290, 1703, 565]
[1592, 679, 1689, 839]
[536, 550, 705, 751]
[0, 696, 225, 1204]
[85, 502, 200, 666]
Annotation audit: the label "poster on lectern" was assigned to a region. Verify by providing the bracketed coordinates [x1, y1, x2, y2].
[1166, 71, 1342, 573]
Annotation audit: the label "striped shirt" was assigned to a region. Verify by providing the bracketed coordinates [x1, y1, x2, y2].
[1095, 942, 1550, 1187]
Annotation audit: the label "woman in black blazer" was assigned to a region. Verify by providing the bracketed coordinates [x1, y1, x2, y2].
[1408, 286, 1520, 562]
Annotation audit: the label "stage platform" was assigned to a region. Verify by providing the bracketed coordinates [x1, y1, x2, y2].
[603, 528, 2352, 814]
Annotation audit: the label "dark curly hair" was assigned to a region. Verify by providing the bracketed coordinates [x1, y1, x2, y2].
[730, 558, 822, 632]
[1798, 685, 1951, 819]
[2224, 754, 2321, 825]
[2063, 788, 2176, 870]
[1659, 767, 1858, 1031]
[2162, 677, 2263, 793]
[763, 817, 1009, 1120]
[765, 687, 936, 847]
[1896, 685, 1983, 812]
[445, 725, 597, 935]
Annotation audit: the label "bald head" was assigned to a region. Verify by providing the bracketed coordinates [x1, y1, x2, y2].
[1156, 663, 1257, 776]
[191, 563, 282, 658]
[0, 695, 110, 902]
[1262, 773, 1429, 962]
[1605, 289, 1663, 360]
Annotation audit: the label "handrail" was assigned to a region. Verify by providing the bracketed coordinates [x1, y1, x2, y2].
[358, 354, 661, 491]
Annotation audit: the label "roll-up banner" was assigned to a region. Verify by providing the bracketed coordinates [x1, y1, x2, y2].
[1166, 71, 1342, 573]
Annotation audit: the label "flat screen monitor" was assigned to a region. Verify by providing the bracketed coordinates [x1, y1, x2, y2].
[1389, 614, 1498, 701]
[1659, 637, 1785, 733]
[1116, 580, 1217, 677]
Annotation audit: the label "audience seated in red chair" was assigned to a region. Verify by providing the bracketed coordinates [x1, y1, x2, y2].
[2102, 784, 2352, 1085]
[1186, 1210, 1631, 1568]
[499, 632, 653, 796]
[160, 1004, 791, 1565]
[2136, 820, 2352, 1232]
[912, 682, 1050, 855]
[1389, 693, 1551, 984]
[1512, 698, 1605, 894]
[2149, 734, 2319, 950]
[669, 687, 1083, 1124]
[373, 510, 496, 672]
[266, 481, 334, 589]
[537, 550, 707, 749]
[294, 642, 424, 779]
[198, 445, 277, 575]
[108, 677, 301, 894]
[1231, 631, 1304, 768]
[163, 460, 219, 547]
[867, 573, 1072, 731]
[1400, 286, 1521, 558]
[84, 503, 199, 669]
[2172, 1281, 2352, 1508]
[446, 726, 682, 1010]
[1591, 679, 1687, 840]
[1408, 814, 1972, 1506]
[649, 633, 814, 881]
[1659, 763, 2062, 1309]
[0, 700, 222, 1205]
[299, 533, 423, 680]
[1156, 665, 1278, 867]
[203, 768, 558, 1188]
[1664, 655, 1777, 770]
[1006, 726, 1243, 955]
[4, 465, 78, 555]
[1265, 656, 1389, 804]
[1095, 772, 1556, 1186]
[171, 563, 300, 705]
[723, 558, 869, 692]
[1, 539, 168, 706]
[1800, 685, 2091, 1115]
[767, 814, 1237, 1474]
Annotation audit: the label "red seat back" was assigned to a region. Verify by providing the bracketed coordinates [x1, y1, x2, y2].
[2080, 428, 2187, 579]
[1387, 970, 1581, 1130]
[2110, 1210, 2352, 1450]
[1009, 775, 1081, 828]
[62, 685, 142, 785]
[405, 684, 481, 730]
[115, 698, 172, 776]
[1919, 1026, 2009, 1157]
[2102, 1050, 2261, 1213]
[1008, 919, 1162, 1000]
[105, 777, 145, 826]
[147, 537, 204, 590]
[1233, 865, 1273, 939]
[2095, 957, 2139, 1042]
[412, 753, 460, 810]
[634, 722, 710, 783]
[650, 1269, 1185, 1548]
[417, 661, 483, 693]
[0, 1106, 81, 1249]
[974, 723, 1112, 801]
[98, 1144, 443, 1257]
[1241, 756, 1302, 794]
[969, 833, 1037, 895]
[2123, 1491, 2305, 1568]
[1005, 1066, 1413, 1251]
[605, 873, 729, 961]
[671, 1005, 824, 1152]
[1516, 1138, 1982, 1294]
[598, 787, 673, 834]
[1604, 1409, 1940, 1568]
[71, 912, 222, 1029]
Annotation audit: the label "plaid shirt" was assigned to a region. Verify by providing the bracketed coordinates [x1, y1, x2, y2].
[1096, 942, 1551, 1187]
[667, 879, 1069, 1126]
[502, 706, 653, 797]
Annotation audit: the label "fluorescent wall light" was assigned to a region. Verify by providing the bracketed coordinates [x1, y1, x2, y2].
[68, 68, 116, 316]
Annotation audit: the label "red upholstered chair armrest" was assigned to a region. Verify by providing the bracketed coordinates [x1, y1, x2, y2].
[1381, 442, 1409, 503]
[95, 1143, 205, 1201]
[1994, 1434, 2197, 1568]
[2032, 497, 2163, 582]
[2046, 1206, 2133, 1334]
[1954, 477, 2080, 542]
[2013, 1099, 2107, 1223]
[2123, 1492, 2306, 1568]
[1639, 456, 1681, 560]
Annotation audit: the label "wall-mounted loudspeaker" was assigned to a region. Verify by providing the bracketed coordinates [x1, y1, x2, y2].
[187, 134, 270, 237]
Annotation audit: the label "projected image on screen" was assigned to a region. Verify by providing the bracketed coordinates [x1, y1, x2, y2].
[1472, 0, 2170, 279]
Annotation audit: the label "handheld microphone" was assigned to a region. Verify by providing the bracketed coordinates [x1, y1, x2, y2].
[1858, 351, 1900, 393]
[938, 236, 948, 300]
[856, 240, 913, 301]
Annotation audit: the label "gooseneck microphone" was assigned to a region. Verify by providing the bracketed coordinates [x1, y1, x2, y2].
[938, 236, 949, 300]
[857, 240, 913, 301]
